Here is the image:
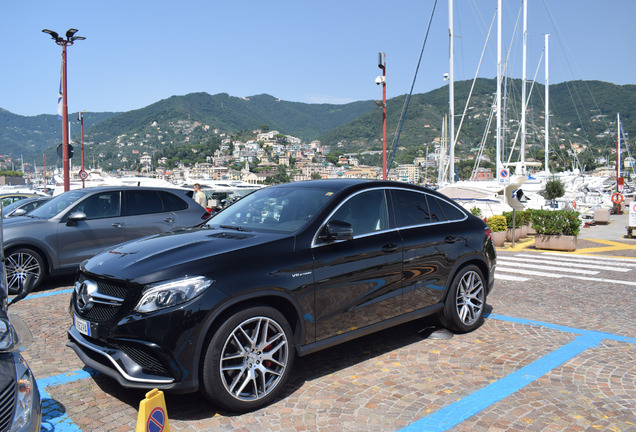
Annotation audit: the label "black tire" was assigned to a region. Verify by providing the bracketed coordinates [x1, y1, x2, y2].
[5, 248, 45, 294]
[440, 265, 486, 333]
[201, 306, 295, 412]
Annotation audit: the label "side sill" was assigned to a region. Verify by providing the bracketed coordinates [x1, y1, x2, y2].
[297, 303, 443, 357]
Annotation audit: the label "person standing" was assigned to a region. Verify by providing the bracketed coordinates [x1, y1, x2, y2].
[193, 183, 206, 208]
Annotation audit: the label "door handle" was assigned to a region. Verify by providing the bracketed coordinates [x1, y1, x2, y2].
[445, 235, 459, 243]
[164, 218, 175, 223]
[111, 223, 123, 228]
[382, 243, 399, 252]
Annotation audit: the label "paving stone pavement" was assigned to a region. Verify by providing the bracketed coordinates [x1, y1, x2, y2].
[8, 214, 636, 431]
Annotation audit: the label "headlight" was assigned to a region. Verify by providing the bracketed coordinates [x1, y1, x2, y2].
[0, 318, 17, 352]
[9, 368, 36, 432]
[135, 276, 213, 313]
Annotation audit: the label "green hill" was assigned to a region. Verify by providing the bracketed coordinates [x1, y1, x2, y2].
[1, 79, 634, 172]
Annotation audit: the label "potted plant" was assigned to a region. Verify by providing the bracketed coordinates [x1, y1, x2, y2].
[503, 211, 521, 242]
[486, 214, 507, 247]
[525, 209, 538, 235]
[517, 210, 530, 238]
[531, 209, 580, 251]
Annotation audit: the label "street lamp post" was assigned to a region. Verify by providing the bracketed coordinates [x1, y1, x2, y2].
[42, 28, 85, 192]
[376, 52, 387, 180]
[78, 111, 86, 188]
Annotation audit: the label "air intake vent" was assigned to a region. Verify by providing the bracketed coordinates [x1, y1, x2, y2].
[0, 379, 16, 432]
[209, 232, 252, 240]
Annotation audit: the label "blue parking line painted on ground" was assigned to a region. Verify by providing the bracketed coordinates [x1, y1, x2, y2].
[38, 369, 98, 432]
[399, 334, 603, 432]
[399, 314, 635, 432]
[487, 313, 636, 344]
[27, 289, 73, 300]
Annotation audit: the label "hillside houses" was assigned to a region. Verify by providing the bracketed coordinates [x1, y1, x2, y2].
[91, 121, 488, 185]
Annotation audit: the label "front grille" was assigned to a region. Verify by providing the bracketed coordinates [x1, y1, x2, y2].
[109, 341, 170, 377]
[81, 304, 119, 322]
[75, 275, 137, 323]
[96, 280, 128, 299]
[0, 379, 16, 432]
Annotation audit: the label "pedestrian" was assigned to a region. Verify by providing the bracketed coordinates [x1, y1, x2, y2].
[193, 183, 207, 208]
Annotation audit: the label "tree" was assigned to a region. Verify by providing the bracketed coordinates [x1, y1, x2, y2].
[541, 177, 565, 206]
[311, 172, 322, 180]
[265, 165, 291, 184]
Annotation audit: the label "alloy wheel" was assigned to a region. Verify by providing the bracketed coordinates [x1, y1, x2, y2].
[455, 270, 485, 326]
[219, 316, 289, 402]
[6, 251, 41, 293]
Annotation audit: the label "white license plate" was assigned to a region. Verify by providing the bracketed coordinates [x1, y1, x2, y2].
[74, 315, 91, 337]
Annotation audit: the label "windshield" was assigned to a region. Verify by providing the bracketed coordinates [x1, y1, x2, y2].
[29, 190, 87, 219]
[1, 199, 30, 214]
[208, 186, 336, 232]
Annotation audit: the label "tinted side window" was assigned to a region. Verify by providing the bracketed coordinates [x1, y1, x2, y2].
[160, 191, 188, 211]
[330, 190, 388, 236]
[124, 190, 164, 216]
[426, 195, 446, 222]
[72, 192, 121, 220]
[393, 189, 432, 227]
[434, 197, 466, 221]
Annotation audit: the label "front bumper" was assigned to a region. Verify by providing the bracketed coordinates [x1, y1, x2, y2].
[66, 326, 197, 393]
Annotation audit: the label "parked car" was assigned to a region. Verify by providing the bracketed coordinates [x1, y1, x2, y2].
[2, 196, 52, 218]
[67, 179, 496, 412]
[0, 271, 42, 431]
[0, 193, 43, 209]
[3, 186, 210, 293]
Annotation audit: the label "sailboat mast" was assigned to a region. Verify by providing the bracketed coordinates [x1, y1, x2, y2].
[544, 33, 549, 177]
[496, 0, 502, 181]
[448, 0, 455, 183]
[520, 0, 527, 174]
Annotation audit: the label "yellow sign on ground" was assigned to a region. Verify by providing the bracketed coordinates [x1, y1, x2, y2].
[136, 388, 170, 432]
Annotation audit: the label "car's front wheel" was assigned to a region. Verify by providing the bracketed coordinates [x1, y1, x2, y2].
[440, 265, 486, 333]
[5, 248, 45, 294]
[201, 306, 295, 412]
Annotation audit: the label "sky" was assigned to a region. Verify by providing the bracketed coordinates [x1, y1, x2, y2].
[2, 0, 635, 117]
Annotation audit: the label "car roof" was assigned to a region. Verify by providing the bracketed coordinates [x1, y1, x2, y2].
[61, 186, 190, 194]
[270, 178, 430, 194]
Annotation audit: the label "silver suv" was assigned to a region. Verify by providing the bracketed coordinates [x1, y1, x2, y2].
[3, 186, 210, 292]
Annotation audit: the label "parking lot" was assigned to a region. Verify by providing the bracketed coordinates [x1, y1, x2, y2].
[11, 228, 636, 431]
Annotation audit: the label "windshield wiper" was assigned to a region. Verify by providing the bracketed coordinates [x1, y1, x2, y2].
[220, 224, 251, 232]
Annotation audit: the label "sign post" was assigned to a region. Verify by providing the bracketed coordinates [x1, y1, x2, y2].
[499, 168, 510, 185]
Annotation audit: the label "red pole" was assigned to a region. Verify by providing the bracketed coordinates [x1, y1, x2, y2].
[61, 44, 70, 192]
[382, 66, 387, 180]
[80, 111, 85, 188]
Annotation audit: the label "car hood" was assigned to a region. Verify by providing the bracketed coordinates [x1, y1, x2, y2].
[2, 215, 47, 227]
[82, 226, 293, 284]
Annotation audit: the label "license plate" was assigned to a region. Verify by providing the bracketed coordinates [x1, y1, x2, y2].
[74, 315, 91, 337]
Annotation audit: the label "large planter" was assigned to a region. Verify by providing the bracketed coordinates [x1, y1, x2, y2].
[506, 228, 521, 242]
[534, 234, 577, 252]
[527, 224, 536, 236]
[491, 231, 506, 247]
[519, 224, 528, 238]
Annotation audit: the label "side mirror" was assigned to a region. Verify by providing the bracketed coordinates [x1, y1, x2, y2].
[66, 211, 87, 225]
[319, 220, 353, 242]
[8, 274, 35, 307]
[11, 209, 27, 217]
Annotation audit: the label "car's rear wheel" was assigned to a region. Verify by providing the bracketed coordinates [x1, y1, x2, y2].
[440, 265, 486, 333]
[5, 248, 45, 294]
[201, 306, 295, 412]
